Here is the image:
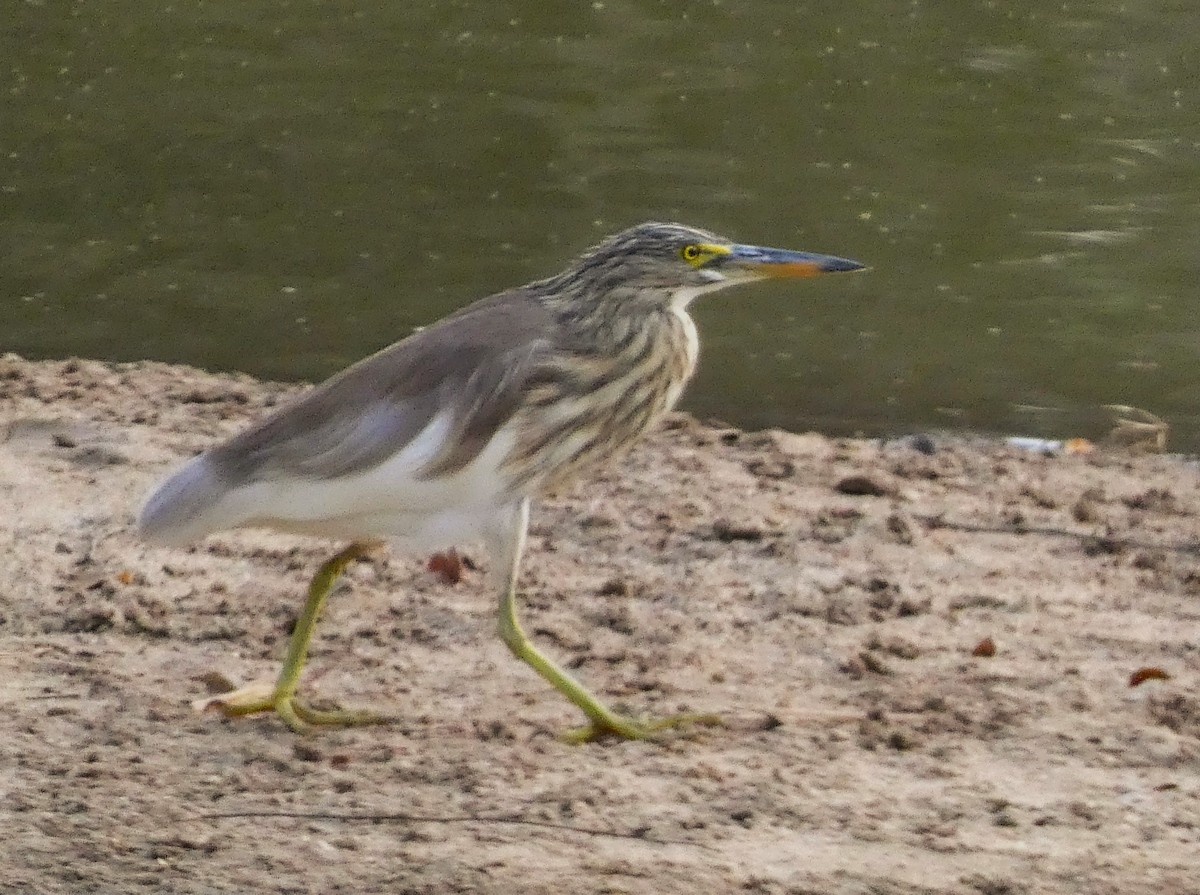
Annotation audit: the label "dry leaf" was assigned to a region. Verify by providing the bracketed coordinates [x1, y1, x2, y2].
[1104, 405, 1168, 453]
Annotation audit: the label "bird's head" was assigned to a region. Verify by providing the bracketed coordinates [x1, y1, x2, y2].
[557, 221, 866, 308]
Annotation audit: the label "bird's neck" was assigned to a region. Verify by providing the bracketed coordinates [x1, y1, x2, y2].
[500, 286, 700, 495]
[552, 290, 692, 360]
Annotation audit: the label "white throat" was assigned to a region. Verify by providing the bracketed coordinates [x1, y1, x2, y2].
[669, 274, 738, 311]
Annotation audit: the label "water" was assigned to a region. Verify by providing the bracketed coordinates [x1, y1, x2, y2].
[3, 0, 1199, 445]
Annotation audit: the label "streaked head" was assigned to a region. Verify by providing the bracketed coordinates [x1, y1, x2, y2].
[558, 221, 866, 304]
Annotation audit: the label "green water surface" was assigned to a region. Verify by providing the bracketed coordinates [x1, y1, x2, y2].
[3, 1, 1198, 444]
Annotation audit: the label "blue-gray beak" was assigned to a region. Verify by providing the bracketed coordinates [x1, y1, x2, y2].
[722, 243, 867, 278]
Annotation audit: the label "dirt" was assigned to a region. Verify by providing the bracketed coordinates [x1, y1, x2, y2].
[2, 353, 1198, 894]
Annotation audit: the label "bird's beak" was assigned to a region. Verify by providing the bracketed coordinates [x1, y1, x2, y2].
[721, 243, 867, 279]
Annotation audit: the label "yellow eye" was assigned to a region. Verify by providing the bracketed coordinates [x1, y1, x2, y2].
[681, 244, 702, 262]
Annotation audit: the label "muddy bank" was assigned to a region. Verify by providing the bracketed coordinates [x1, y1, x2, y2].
[1, 354, 1198, 894]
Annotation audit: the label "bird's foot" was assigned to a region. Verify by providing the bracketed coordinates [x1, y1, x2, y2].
[560, 710, 724, 744]
[193, 680, 392, 733]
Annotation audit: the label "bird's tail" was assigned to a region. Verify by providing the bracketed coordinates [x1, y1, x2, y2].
[138, 454, 233, 546]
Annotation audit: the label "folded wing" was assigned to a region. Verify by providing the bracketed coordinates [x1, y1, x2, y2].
[139, 290, 553, 544]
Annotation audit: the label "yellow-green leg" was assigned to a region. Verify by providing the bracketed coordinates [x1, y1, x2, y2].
[200, 542, 390, 733]
[491, 499, 721, 743]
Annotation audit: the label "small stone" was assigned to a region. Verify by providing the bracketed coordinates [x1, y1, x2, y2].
[292, 743, 322, 762]
[835, 474, 891, 496]
[597, 578, 628, 597]
[712, 519, 765, 542]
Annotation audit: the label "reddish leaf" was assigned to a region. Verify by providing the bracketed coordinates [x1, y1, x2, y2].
[1129, 667, 1170, 687]
[971, 637, 996, 658]
[427, 549, 464, 585]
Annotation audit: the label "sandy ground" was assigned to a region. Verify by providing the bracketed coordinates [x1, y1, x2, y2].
[1, 354, 1198, 894]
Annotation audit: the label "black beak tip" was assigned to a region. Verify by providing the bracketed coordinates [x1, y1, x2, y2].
[828, 256, 868, 273]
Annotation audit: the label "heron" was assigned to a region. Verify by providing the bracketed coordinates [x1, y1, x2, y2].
[139, 222, 865, 740]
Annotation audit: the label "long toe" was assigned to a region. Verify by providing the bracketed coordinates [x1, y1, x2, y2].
[561, 711, 724, 744]
[192, 680, 278, 717]
[192, 681, 391, 733]
[290, 700, 394, 727]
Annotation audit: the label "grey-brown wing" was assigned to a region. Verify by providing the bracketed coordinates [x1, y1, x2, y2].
[206, 289, 555, 485]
